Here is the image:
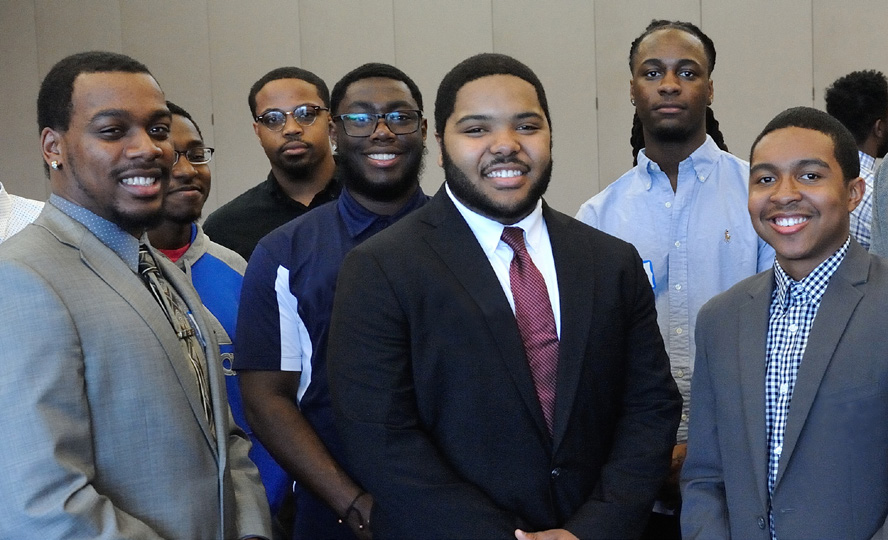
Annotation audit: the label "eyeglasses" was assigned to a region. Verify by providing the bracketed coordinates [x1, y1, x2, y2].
[255, 105, 329, 131]
[173, 147, 214, 165]
[333, 110, 422, 137]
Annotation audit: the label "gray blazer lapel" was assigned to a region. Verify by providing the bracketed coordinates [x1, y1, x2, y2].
[422, 191, 550, 439]
[738, 271, 773, 508]
[776, 244, 868, 487]
[44, 207, 218, 451]
[543, 206, 591, 447]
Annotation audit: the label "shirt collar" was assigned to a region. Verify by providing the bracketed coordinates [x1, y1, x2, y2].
[772, 236, 850, 309]
[859, 150, 876, 177]
[264, 170, 342, 208]
[445, 182, 545, 256]
[637, 134, 721, 191]
[49, 194, 142, 271]
[337, 185, 428, 238]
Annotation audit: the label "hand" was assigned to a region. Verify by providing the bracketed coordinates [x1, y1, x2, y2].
[343, 492, 373, 540]
[659, 442, 687, 507]
[515, 528, 579, 540]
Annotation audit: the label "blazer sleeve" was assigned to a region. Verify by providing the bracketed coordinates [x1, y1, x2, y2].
[680, 300, 731, 539]
[0, 260, 166, 539]
[328, 246, 523, 538]
[563, 243, 682, 539]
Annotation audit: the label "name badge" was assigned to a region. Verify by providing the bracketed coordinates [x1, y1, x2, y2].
[643, 260, 656, 289]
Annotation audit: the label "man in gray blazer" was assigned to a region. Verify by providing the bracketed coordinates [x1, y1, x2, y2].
[682, 106, 888, 539]
[0, 52, 271, 539]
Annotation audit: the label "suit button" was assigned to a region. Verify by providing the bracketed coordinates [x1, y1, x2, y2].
[757, 516, 766, 529]
[550, 467, 562, 480]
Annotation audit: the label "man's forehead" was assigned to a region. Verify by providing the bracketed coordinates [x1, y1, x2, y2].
[341, 77, 416, 108]
[71, 71, 166, 117]
[257, 78, 322, 104]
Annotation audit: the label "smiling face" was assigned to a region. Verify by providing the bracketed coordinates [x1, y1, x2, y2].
[630, 28, 712, 147]
[252, 78, 333, 181]
[42, 71, 174, 236]
[333, 77, 426, 201]
[748, 126, 864, 280]
[437, 74, 552, 225]
[163, 114, 211, 224]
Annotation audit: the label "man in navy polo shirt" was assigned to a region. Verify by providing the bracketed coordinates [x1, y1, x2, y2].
[235, 63, 428, 540]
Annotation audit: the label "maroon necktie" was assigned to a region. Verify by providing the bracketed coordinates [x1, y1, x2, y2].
[501, 226, 559, 435]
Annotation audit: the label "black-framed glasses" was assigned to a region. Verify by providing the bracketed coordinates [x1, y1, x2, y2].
[255, 105, 329, 131]
[173, 147, 214, 165]
[333, 110, 422, 137]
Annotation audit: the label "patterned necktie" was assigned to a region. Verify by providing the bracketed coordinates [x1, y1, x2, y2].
[138, 244, 215, 439]
[501, 227, 559, 435]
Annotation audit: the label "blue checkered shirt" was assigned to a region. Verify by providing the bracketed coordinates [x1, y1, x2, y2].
[764, 237, 849, 538]
[850, 151, 875, 250]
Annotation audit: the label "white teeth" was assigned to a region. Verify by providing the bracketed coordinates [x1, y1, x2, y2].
[121, 176, 155, 186]
[368, 153, 396, 160]
[775, 216, 808, 227]
[486, 169, 522, 178]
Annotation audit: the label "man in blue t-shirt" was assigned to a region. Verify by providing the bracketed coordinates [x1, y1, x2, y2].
[236, 63, 429, 540]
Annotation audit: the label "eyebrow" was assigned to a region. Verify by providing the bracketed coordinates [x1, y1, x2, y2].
[345, 100, 416, 111]
[89, 108, 171, 123]
[453, 111, 544, 125]
[750, 158, 831, 174]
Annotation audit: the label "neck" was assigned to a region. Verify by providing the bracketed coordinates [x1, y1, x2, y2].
[350, 182, 419, 216]
[148, 220, 192, 250]
[271, 157, 336, 205]
[642, 128, 707, 191]
[860, 140, 879, 160]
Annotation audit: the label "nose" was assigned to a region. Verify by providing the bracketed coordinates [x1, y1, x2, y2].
[490, 128, 520, 156]
[369, 115, 397, 141]
[172, 154, 198, 182]
[128, 129, 166, 161]
[658, 70, 681, 95]
[281, 113, 305, 136]
[770, 176, 801, 204]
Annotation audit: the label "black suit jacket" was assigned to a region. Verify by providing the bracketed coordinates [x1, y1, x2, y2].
[328, 189, 681, 539]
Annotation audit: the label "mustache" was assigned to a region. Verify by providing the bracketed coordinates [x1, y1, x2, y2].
[480, 156, 530, 174]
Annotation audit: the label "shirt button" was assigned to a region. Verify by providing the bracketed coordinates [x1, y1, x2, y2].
[550, 467, 562, 480]
[788, 324, 798, 334]
[665, 201, 672, 208]
[674, 241, 681, 248]
[758, 516, 766, 529]
[674, 283, 682, 291]
[677, 369, 685, 378]
[776, 445, 782, 455]
[676, 327, 683, 335]
[780, 382, 789, 395]
[681, 413, 689, 422]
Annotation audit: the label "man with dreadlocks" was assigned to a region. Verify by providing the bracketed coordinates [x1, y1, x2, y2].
[576, 19, 774, 538]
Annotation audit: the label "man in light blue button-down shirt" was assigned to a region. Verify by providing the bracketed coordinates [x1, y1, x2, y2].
[576, 20, 774, 538]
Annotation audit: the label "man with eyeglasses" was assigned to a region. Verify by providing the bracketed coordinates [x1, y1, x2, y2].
[147, 101, 290, 525]
[235, 63, 429, 540]
[203, 67, 339, 261]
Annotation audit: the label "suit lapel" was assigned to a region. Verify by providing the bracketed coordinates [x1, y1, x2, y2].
[421, 190, 550, 439]
[43, 206, 218, 452]
[776, 244, 867, 487]
[542, 206, 591, 447]
[738, 271, 773, 508]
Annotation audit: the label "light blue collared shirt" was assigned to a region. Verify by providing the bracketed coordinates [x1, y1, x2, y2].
[446, 183, 561, 336]
[50, 194, 141, 272]
[576, 136, 774, 440]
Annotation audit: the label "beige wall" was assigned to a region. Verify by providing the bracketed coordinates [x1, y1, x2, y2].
[2, 0, 887, 217]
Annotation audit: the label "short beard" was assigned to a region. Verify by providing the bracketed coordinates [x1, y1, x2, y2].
[647, 123, 698, 145]
[340, 147, 426, 202]
[442, 146, 552, 224]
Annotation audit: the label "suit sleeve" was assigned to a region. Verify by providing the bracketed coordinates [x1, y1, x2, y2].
[680, 301, 731, 539]
[328, 247, 522, 538]
[0, 261, 166, 539]
[225, 402, 274, 540]
[563, 245, 682, 539]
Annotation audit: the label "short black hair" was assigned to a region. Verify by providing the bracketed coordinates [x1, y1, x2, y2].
[750, 106, 860, 182]
[166, 101, 203, 139]
[629, 20, 716, 75]
[330, 63, 423, 115]
[248, 66, 330, 117]
[38, 51, 154, 133]
[824, 70, 888, 144]
[434, 53, 550, 137]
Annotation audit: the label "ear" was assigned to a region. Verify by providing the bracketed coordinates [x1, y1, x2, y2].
[708, 79, 714, 105]
[629, 78, 637, 105]
[420, 118, 428, 142]
[847, 175, 865, 213]
[252, 121, 261, 138]
[435, 133, 444, 168]
[873, 117, 886, 140]
[41, 127, 62, 168]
